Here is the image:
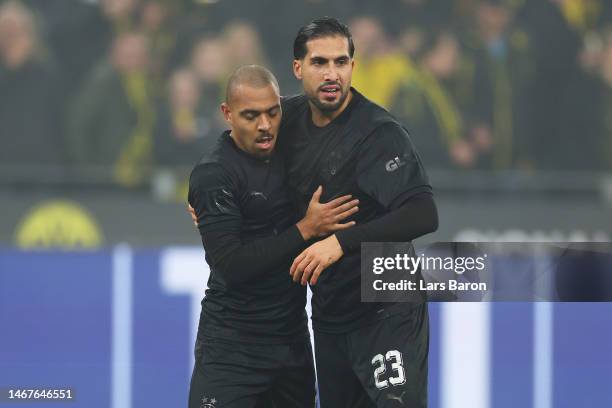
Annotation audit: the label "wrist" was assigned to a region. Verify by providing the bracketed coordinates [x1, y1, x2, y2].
[329, 234, 344, 257]
[334, 229, 355, 254]
[296, 219, 314, 240]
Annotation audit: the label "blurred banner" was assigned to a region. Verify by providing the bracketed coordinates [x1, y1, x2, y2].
[0, 190, 610, 246]
[1, 247, 612, 408]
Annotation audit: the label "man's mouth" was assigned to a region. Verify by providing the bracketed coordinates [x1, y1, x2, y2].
[320, 84, 341, 100]
[255, 134, 274, 149]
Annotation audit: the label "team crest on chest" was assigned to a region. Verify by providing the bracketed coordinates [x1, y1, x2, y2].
[201, 396, 217, 408]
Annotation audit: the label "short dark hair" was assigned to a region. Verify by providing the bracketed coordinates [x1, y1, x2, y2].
[225, 65, 279, 103]
[293, 17, 355, 60]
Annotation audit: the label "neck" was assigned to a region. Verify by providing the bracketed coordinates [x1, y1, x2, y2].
[228, 131, 245, 152]
[309, 89, 353, 127]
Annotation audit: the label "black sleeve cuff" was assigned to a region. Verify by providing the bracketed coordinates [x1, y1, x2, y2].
[282, 225, 308, 252]
[335, 225, 368, 254]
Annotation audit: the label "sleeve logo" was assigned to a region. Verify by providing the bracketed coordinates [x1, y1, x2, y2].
[385, 156, 406, 172]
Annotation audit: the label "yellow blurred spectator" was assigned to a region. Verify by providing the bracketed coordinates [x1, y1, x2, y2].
[68, 31, 156, 187]
[350, 16, 414, 109]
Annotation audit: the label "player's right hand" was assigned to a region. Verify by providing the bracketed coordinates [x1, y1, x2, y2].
[187, 204, 198, 227]
[296, 186, 358, 240]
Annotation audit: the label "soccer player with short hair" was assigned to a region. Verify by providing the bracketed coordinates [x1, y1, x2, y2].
[279, 18, 438, 408]
[187, 64, 359, 408]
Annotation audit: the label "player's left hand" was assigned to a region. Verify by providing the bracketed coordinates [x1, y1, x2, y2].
[290, 235, 343, 286]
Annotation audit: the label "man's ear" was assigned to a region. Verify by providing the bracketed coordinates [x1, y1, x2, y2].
[221, 102, 231, 123]
[293, 59, 302, 80]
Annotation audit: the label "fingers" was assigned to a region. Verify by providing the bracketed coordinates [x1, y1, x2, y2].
[329, 221, 356, 232]
[310, 263, 326, 286]
[292, 256, 312, 284]
[292, 254, 330, 285]
[291, 251, 310, 282]
[325, 194, 354, 209]
[290, 251, 307, 276]
[300, 260, 318, 286]
[310, 185, 323, 204]
[334, 205, 359, 222]
[331, 199, 359, 215]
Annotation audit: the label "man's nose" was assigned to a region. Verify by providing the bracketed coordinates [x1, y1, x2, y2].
[323, 64, 339, 82]
[258, 114, 271, 131]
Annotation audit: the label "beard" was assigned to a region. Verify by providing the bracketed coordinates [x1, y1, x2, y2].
[308, 84, 349, 113]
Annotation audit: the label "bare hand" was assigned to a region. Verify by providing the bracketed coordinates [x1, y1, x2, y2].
[290, 235, 344, 286]
[296, 186, 359, 240]
[187, 204, 198, 227]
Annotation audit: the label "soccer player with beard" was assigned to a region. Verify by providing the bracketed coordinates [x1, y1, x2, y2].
[280, 18, 438, 408]
[188, 19, 438, 407]
[187, 65, 359, 408]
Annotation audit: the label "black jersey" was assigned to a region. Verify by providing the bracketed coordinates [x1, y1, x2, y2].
[279, 88, 432, 333]
[188, 131, 309, 344]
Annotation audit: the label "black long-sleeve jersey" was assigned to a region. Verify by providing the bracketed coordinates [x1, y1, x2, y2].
[279, 88, 433, 333]
[188, 131, 309, 344]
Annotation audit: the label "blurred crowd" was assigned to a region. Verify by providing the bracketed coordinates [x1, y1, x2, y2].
[1, 0, 611, 194]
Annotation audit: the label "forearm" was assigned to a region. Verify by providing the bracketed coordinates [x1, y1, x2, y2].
[335, 193, 438, 254]
[202, 225, 307, 286]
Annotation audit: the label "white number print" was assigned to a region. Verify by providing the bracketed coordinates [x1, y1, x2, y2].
[371, 350, 406, 390]
[372, 354, 388, 389]
[386, 350, 406, 386]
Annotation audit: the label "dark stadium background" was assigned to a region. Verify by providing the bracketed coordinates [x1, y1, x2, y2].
[0, 0, 611, 407]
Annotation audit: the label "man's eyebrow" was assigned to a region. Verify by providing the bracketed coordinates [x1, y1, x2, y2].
[239, 104, 280, 116]
[310, 55, 349, 62]
[239, 109, 260, 116]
